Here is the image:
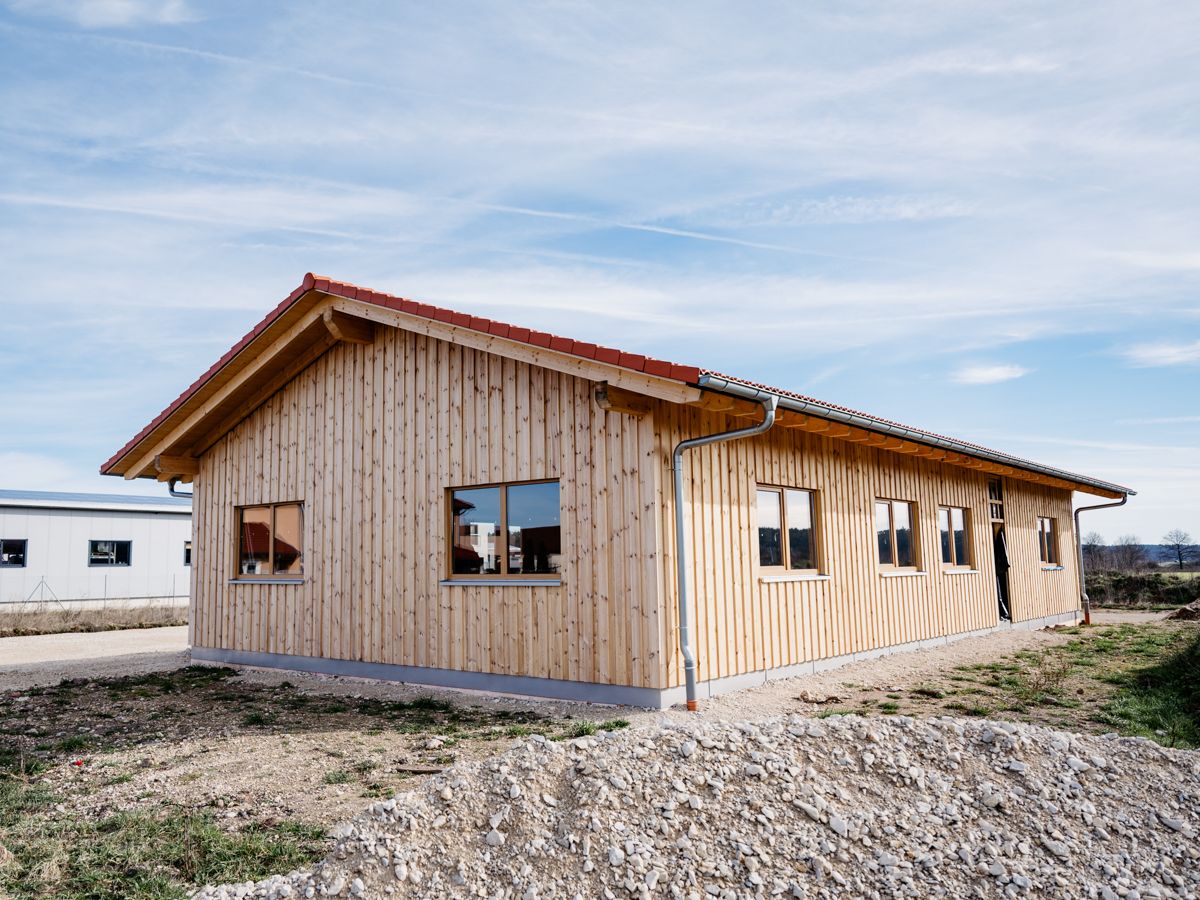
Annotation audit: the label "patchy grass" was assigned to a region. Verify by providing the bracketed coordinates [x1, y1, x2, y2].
[0, 665, 623, 898]
[0, 778, 324, 900]
[821, 620, 1200, 747]
[0, 605, 186, 638]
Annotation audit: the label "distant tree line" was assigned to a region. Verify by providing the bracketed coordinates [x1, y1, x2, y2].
[1082, 529, 1199, 573]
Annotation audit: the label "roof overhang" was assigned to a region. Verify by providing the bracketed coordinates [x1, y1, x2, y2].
[695, 375, 1134, 500]
[102, 274, 1134, 502]
[101, 276, 702, 481]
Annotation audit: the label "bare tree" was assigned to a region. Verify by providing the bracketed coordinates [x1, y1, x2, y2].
[1082, 531, 1108, 570]
[1108, 535, 1149, 573]
[1161, 529, 1198, 571]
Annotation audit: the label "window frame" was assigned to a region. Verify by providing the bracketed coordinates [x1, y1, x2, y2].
[937, 505, 972, 569]
[88, 539, 132, 568]
[445, 478, 561, 581]
[755, 484, 821, 574]
[1037, 516, 1058, 566]
[233, 502, 304, 581]
[875, 498, 920, 571]
[0, 538, 27, 568]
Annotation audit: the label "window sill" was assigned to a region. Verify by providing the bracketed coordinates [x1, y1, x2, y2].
[759, 573, 831, 584]
[228, 578, 305, 585]
[942, 568, 979, 576]
[1041, 565, 1065, 572]
[880, 570, 928, 578]
[440, 579, 562, 587]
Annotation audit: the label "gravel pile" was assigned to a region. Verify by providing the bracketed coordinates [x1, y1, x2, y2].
[195, 715, 1200, 899]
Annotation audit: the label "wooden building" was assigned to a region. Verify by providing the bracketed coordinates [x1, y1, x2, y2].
[102, 275, 1133, 707]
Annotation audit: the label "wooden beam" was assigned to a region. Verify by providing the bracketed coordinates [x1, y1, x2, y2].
[594, 382, 652, 417]
[154, 454, 199, 476]
[323, 308, 375, 344]
[327, 297, 702, 406]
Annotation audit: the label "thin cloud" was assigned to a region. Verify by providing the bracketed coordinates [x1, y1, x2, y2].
[1122, 340, 1200, 368]
[951, 364, 1030, 385]
[4, 0, 197, 28]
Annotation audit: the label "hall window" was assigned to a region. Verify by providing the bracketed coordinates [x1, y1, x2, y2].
[938, 506, 971, 568]
[756, 486, 819, 571]
[0, 539, 27, 567]
[448, 480, 561, 578]
[89, 540, 131, 567]
[876, 499, 917, 569]
[237, 503, 303, 578]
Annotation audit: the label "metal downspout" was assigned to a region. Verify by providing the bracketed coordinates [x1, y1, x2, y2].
[1074, 495, 1128, 626]
[167, 478, 194, 499]
[673, 395, 778, 711]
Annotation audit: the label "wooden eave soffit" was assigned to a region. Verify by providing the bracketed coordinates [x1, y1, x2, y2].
[124, 300, 377, 480]
[686, 389, 1117, 498]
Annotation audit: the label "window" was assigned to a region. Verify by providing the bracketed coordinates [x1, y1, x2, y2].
[237, 503, 303, 577]
[89, 540, 131, 567]
[756, 487, 818, 571]
[449, 480, 560, 578]
[938, 506, 971, 567]
[0, 539, 26, 568]
[1038, 516, 1058, 565]
[876, 499, 917, 568]
[183, 541, 192, 567]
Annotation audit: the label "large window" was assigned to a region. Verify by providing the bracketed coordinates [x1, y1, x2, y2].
[938, 506, 971, 568]
[89, 540, 131, 567]
[237, 503, 303, 577]
[449, 480, 560, 578]
[756, 486, 818, 571]
[876, 499, 917, 569]
[0, 539, 26, 568]
[1038, 516, 1058, 565]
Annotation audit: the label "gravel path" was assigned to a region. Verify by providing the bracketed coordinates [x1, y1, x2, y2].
[196, 715, 1200, 900]
[0, 625, 189, 690]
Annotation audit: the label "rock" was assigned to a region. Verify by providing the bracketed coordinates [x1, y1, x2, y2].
[608, 847, 625, 867]
[485, 829, 506, 847]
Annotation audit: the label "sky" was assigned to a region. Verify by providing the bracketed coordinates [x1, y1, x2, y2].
[0, 0, 1197, 543]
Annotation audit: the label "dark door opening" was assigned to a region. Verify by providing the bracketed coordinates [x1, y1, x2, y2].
[989, 478, 1011, 622]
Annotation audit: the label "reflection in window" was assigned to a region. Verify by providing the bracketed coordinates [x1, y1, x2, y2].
[448, 481, 560, 577]
[238, 503, 303, 577]
[1038, 516, 1058, 565]
[0, 539, 27, 567]
[876, 499, 917, 568]
[507, 482, 561, 574]
[939, 506, 970, 567]
[756, 489, 783, 568]
[757, 487, 818, 571]
[89, 540, 131, 567]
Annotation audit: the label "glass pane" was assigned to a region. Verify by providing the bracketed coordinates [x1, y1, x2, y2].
[785, 489, 815, 570]
[114, 541, 131, 566]
[450, 487, 502, 574]
[0, 539, 25, 567]
[239, 507, 272, 575]
[273, 504, 303, 575]
[757, 489, 783, 567]
[894, 501, 914, 567]
[507, 482, 561, 574]
[1045, 519, 1056, 564]
[938, 508, 952, 564]
[875, 501, 893, 565]
[952, 508, 967, 566]
[184, 541, 192, 566]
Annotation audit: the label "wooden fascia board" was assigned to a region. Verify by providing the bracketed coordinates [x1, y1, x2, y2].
[120, 302, 332, 478]
[324, 296, 702, 405]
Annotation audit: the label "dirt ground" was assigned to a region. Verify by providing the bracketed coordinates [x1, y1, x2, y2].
[0, 610, 1174, 837]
